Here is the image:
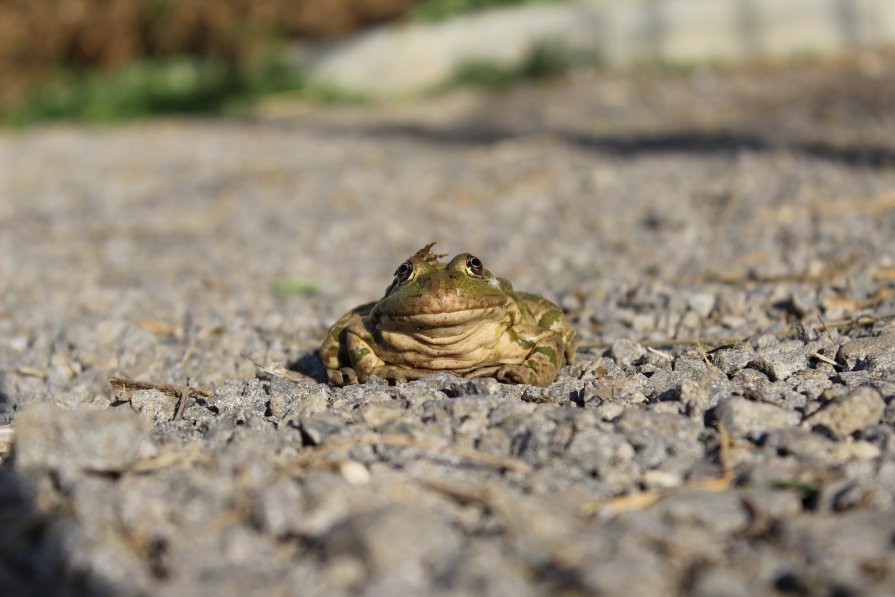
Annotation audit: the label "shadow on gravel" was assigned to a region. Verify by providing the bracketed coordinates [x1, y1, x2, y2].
[0, 463, 114, 596]
[0, 389, 11, 426]
[338, 123, 895, 169]
[290, 351, 329, 383]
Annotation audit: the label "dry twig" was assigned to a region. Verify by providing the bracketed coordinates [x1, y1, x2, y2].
[108, 377, 213, 398]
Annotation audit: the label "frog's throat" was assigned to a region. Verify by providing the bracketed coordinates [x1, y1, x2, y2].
[377, 308, 510, 359]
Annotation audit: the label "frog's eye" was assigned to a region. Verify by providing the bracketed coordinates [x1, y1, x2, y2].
[394, 261, 414, 283]
[466, 255, 484, 277]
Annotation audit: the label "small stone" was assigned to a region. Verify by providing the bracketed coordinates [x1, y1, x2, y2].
[130, 389, 176, 424]
[592, 402, 625, 420]
[679, 380, 710, 414]
[677, 311, 702, 332]
[650, 491, 750, 534]
[567, 428, 636, 479]
[285, 387, 329, 422]
[739, 488, 803, 524]
[297, 411, 352, 445]
[720, 315, 747, 329]
[6, 335, 29, 352]
[714, 397, 800, 437]
[325, 507, 462, 586]
[884, 400, 895, 426]
[15, 402, 149, 474]
[252, 477, 306, 537]
[803, 386, 885, 438]
[750, 350, 808, 382]
[360, 402, 406, 428]
[837, 332, 895, 371]
[674, 352, 709, 382]
[789, 289, 817, 317]
[687, 292, 716, 318]
[691, 567, 757, 597]
[435, 375, 502, 397]
[712, 347, 754, 375]
[630, 313, 656, 332]
[610, 338, 645, 367]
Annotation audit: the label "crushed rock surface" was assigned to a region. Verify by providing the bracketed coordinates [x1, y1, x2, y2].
[2, 55, 895, 595]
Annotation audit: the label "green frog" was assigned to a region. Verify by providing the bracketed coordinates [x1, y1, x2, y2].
[320, 243, 576, 387]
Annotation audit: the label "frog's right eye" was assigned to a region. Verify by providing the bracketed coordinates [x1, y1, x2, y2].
[394, 262, 413, 283]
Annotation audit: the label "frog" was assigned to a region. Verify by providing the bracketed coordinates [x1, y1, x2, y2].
[320, 243, 576, 387]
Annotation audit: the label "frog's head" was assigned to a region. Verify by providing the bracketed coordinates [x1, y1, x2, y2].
[374, 243, 511, 328]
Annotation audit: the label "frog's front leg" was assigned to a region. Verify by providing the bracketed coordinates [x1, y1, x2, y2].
[493, 330, 566, 387]
[341, 325, 386, 384]
[321, 303, 379, 385]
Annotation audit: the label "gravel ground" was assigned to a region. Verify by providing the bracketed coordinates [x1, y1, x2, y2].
[2, 53, 895, 596]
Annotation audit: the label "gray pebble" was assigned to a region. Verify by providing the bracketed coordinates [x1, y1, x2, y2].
[15, 402, 148, 474]
[674, 351, 709, 382]
[131, 389, 176, 424]
[714, 397, 800, 437]
[803, 386, 885, 438]
[610, 338, 645, 367]
[837, 333, 895, 371]
[750, 349, 809, 382]
[712, 347, 754, 375]
[687, 292, 716, 318]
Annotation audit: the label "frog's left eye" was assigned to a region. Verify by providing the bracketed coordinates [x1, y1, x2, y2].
[466, 255, 484, 277]
[395, 261, 414, 283]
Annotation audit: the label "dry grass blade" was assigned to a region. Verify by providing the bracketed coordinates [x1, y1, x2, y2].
[137, 317, 182, 337]
[646, 346, 673, 360]
[174, 384, 190, 420]
[242, 353, 309, 383]
[695, 339, 714, 369]
[108, 377, 213, 398]
[16, 366, 48, 379]
[811, 351, 839, 366]
[274, 433, 533, 475]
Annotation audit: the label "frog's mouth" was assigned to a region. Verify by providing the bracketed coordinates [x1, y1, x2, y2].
[379, 306, 505, 330]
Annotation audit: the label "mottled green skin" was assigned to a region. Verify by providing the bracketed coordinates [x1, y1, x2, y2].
[320, 244, 576, 387]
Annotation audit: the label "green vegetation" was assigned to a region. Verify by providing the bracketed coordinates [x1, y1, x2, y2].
[273, 278, 321, 296]
[1, 0, 574, 126]
[411, 0, 566, 22]
[4, 56, 307, 126]
[447, 41, 572, 90]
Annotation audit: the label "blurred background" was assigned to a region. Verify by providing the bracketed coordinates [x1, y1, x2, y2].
[2, 0, 894, 124]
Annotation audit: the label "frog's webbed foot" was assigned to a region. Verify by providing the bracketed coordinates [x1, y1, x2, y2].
[495, 365, 538, 385]
[497, 334, 564, 387]
[327, 367, 359, 386]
